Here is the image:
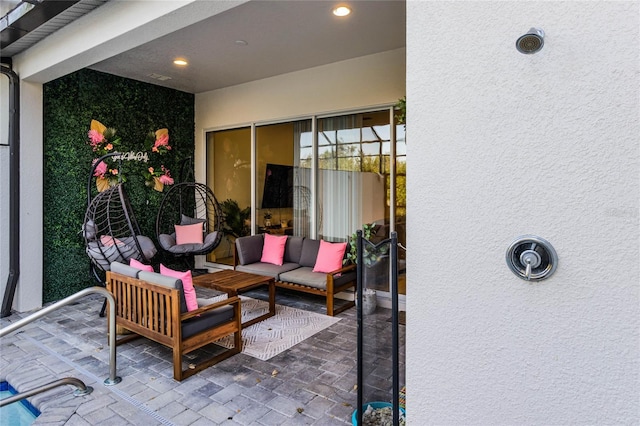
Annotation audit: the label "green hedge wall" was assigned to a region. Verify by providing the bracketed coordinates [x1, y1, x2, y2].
[43, 69, 195, 302]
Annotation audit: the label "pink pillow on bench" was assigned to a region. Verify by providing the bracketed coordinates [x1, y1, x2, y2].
[313, 240, 347, 273]
[174, 222, 203, 245]
[260, 233, 287, 266]
[160, 264, 198, 312]
[129, 258, 153, 272]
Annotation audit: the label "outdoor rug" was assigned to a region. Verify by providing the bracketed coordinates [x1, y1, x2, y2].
[216, 296, 341, 361]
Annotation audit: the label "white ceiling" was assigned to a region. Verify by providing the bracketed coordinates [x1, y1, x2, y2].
[88, 0, 406, 94]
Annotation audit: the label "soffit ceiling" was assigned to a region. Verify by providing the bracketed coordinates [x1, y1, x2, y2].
[88, 0, 406, 94]
[2, 0, 405, 94]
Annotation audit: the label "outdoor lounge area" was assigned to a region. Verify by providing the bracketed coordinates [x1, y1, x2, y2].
[1, 1, 638, 425]
[0, 284, 405, 425]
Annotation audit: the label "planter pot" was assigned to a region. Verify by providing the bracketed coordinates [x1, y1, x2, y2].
[352, 401, 406, 425]
[362, 289, 377, 315]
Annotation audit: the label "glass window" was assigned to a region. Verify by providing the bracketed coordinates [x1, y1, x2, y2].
[206, 127, 251, 265]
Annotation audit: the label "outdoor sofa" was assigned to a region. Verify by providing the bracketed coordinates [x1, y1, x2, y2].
[233, 234, 356, 316]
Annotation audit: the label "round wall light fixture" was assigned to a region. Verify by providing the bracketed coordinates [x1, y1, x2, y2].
[516, 27, 545, 54]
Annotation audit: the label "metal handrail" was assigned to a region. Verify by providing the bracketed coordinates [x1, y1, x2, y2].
[0, 377, 93, 408]
[0, 287, 121, 386]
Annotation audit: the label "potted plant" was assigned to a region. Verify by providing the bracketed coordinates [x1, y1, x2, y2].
[263, 210, 272, 227]
[345, 223, 388, 314]
[220, 199, 251, 238]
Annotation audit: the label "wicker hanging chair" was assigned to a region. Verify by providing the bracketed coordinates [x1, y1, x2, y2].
[155, 182, 224, 259]
[83, 183, 158, 277]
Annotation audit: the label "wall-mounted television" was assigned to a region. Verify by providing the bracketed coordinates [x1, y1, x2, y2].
[261, 163, 293, 209]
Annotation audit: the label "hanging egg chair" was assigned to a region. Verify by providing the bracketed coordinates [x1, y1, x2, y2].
[155, 182, 224, 261]
[83, 182, 158, 277]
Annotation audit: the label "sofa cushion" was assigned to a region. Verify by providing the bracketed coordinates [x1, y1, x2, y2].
[129, 258, 154, 272]
[299, 238, 321, 268]
[181, 214, 206, 226]
[182, 304, 234, 339]
[260, 233, 287, 265]
[160, 264, 198, 312]
[278, 267, 327, 290]
[175, 223, 204, 245]
[283, 236, 304, 264]
[137, 235, 158, 260]
[235, 262, 300, 279]
[236, 234, 264, 265]
[313, 240, 347, 273]
[110, 261, 141, 278]
[279, 266, 356, 291]
[138, 270, 188, 313]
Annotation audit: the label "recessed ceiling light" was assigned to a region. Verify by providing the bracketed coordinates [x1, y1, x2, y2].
[173, 59, 188, 66]
[333, 5, 351, 17]
[235, 40, 248, 46]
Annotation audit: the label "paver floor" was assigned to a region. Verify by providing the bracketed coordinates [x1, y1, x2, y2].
[0, 286, 405, 425]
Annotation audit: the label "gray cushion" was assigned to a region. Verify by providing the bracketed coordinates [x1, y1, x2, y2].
[278, 267, 327, 290]
[283, 236, 304, 264]
[159, 231, 219, 254]
[235, 235, 264, 265]
[83, 220, 97, 241]
[87, 240, 137, 271]
[138, 271, 188, 313]
[158, 233, 176, 250]
[299, 238, 321, 268]
[279, 267, 356, 291]
[137, 235, 158, 260]
[110, 261, 141, 278]
[181, 214, 206, 225]
[182, 305, 234, 339]
[235, 262, 300, 279]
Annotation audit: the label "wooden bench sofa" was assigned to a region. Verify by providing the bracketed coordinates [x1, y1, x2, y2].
[106, 262, 241, 381]
[233, 234, 356, 316]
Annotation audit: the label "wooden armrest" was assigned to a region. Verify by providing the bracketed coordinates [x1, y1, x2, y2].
[181, 295, 240, 320]
[327, 263, 356, 277]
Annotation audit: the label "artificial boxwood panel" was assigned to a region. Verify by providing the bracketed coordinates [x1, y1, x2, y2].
[43, 69, 195, 302]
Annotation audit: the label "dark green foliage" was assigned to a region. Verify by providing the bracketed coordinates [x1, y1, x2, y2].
[43, 69, 194, 302]
[220, 199, 251, 238]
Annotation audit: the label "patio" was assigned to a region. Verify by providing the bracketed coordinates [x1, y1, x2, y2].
[0, 286, 405, 425]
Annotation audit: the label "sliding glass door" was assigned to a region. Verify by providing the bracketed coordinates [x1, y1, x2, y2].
[205, 108, 406, 296]
[206, 127, 251, 266]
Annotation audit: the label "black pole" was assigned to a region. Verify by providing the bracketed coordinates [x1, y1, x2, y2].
[356, 229, 363, 426]
[390, 231, 400, 425]
[1, 63, 20, 318]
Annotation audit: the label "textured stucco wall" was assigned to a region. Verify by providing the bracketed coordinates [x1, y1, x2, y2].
[406, 1, 639, 424]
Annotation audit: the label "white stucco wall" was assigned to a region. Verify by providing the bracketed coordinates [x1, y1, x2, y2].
[406, 2, 639, 424]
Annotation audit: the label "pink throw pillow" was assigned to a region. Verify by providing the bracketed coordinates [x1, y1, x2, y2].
[174, 223, 203, 245]
[100, 235, 124, 247]
[260, 233, 287, 266]
[160, 264, 198, 312]
[313, 240, 347, 273]
[129, 258, 153, 272]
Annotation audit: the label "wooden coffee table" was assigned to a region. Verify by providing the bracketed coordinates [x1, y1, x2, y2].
[193, 270, 276, 328]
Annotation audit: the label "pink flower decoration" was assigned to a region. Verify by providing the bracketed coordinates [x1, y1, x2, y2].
[155, 134, 169, 146]
[88, 130, 104, 145]
[93, 160, 107, 178]
[158, 166, 174, 185]
[159, 174, 174, 185]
